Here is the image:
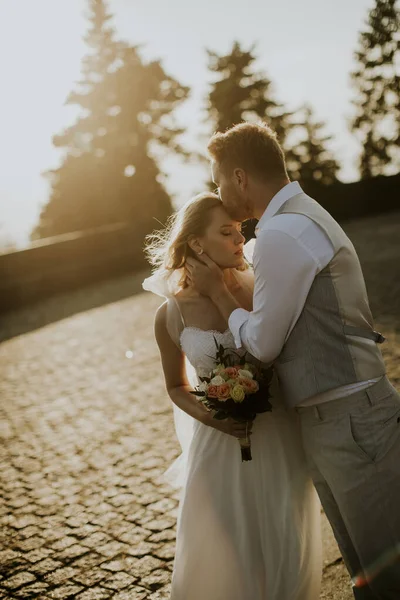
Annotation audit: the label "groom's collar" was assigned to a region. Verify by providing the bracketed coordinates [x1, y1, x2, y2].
[254, 181, 303, 237]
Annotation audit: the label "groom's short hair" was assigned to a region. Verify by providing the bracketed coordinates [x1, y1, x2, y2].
[207, 122, 287, 182]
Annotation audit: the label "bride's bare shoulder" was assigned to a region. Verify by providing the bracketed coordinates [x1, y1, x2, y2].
[175, 288, 201, 306]
[154, 300, 183, 350]
[175, 287, 195, 299]
[155, 300, 168, 327]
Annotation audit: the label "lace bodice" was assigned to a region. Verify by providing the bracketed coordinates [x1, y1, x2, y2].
[180, 327, 247, 379]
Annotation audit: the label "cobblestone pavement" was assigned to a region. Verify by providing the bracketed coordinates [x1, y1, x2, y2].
[1, 211, 399, 599]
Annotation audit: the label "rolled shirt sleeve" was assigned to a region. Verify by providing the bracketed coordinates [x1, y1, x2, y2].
[228, 308, 250, 349]
[228, 218, 334, 364]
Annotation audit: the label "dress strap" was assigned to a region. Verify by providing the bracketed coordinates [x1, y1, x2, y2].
[171, 295, 186, 327]
[166, 297, 186, 349]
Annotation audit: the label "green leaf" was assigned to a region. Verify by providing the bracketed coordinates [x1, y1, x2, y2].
[213, 410, 229, 420]
[213, 335, 219, 350]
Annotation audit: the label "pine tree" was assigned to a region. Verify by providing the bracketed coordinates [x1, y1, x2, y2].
[206, 41, 292, 142]
[351, 0, 400, 178]
[33, 0, 189, 239]
[205, 45, 339, 193]
[285, 105, 340, 189]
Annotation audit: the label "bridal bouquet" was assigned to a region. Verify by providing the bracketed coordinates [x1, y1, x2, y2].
[191, 338, 273, 461]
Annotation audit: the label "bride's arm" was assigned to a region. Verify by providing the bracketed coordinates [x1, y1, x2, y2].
[154, 302, 250, 439]
[154, 302, 209, 424]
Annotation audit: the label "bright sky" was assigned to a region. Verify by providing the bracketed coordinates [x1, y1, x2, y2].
[0, 0, 374, 247]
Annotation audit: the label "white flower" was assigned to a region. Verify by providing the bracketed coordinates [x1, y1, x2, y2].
[238, 369, 253, 380]
[210, 375, 225, 386]
[198, 381, 208, 393]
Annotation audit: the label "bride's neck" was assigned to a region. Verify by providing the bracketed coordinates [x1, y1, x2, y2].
[180, 267, 241, 297]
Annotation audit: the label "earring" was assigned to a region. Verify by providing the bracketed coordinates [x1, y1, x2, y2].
[197, 248, 204, 255]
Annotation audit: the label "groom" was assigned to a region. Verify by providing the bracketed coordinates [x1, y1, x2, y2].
[185, 122, 400, 599]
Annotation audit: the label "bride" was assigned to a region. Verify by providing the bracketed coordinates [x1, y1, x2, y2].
[143, 192, 322, 600]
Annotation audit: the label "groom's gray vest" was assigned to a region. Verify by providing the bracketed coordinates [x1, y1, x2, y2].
[272, 192, 386, 407]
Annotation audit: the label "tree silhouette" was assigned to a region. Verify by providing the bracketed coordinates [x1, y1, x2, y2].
[33, 0, 189, 239]
[351, 0, 400, 178]
[205, 44, 340, 197]
[206, 42, 293, 140]
[286, 104, 340, 190]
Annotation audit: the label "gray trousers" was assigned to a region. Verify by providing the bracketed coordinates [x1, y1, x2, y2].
[297, 376, 400, 600]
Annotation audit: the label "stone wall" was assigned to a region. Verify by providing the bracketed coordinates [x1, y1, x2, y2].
[0, 223, 147, 313]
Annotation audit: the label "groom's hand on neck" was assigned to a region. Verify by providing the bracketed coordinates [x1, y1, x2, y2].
[185, 254, 241, 322]
[185, 254, 224, 297]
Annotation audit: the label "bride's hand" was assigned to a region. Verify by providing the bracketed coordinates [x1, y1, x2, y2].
[205, 413, 253, 439]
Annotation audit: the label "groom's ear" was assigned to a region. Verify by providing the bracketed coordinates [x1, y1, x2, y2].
[233, 168, 248, 191]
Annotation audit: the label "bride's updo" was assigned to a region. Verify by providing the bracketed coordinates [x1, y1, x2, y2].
[145, 192, 222, 288]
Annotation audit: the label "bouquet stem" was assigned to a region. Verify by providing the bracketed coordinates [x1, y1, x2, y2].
[239, 436, 252, 462]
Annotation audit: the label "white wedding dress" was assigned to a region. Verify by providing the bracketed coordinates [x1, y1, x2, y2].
[143, 270, 322, 600]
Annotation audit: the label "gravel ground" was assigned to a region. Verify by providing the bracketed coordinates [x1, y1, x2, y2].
[0, 210, 399, 599]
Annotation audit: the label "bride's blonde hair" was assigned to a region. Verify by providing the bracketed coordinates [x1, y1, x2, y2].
[145, 192, 222, 288]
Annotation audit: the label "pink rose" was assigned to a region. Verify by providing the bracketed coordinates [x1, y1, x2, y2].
[224, 367, 239, 379]
[217, 384, 231, 401]
[238, 377, 259, 394]
[248, 379, 259, 393]
[207, 385, 219, 398]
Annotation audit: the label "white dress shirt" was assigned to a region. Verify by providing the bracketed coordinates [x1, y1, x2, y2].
[229, 182, 380, 406]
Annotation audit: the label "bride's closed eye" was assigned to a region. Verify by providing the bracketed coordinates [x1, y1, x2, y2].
[221, 225, 243, 237]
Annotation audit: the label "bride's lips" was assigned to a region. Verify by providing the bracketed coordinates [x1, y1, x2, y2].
[234, 248, 243, 256]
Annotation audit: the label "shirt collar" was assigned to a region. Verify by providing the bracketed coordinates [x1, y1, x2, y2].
[255, 181, 303, 236]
